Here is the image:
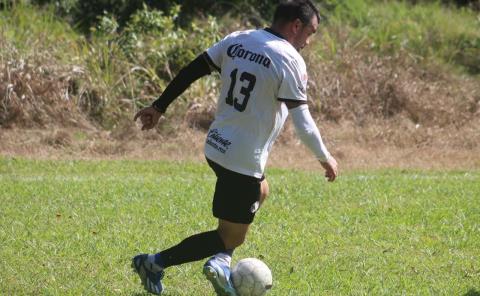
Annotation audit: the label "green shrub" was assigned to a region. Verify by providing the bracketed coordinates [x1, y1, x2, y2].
[323, 0, 480, 74]
[93, 4, 221, 83]
[85, 4, 221, 126]
[0, 3, 221, 128]
[24, 0, 277, 33]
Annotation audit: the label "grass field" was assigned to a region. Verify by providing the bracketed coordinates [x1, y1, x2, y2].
[0, 157, 479, 295]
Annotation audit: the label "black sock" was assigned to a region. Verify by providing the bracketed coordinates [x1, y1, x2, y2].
[155, 230, 226, 268]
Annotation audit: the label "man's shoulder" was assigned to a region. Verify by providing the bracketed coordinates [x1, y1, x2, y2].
[268, 43, 306, 71]
[223, 29, 256, 40]
[254, 32, 305, 66]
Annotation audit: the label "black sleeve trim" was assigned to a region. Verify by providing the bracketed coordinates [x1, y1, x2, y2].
[152, 53, 212, 113]
[278, 98, 307, 104]
[203, 52, 221, 72]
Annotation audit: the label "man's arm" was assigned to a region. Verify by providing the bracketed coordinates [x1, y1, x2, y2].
[284, 100, 338, 182]
[134, 52, 213, 130]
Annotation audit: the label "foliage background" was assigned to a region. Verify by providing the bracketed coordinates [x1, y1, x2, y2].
[0, 4, 479, 293]
[0, 0, 479, 164]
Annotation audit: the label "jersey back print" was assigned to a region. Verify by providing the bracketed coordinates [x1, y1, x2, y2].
[204, 29, 309, 178]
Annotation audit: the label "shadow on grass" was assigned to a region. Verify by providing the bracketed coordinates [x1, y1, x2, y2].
[132, 292, 181, 296]
[132, 291, 157, 296]
[464, 289, 480, 296]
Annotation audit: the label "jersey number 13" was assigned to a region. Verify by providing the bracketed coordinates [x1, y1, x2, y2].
[225, 68, 256, 112]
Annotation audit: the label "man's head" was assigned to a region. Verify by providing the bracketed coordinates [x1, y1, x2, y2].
[272, 0, 320, 50]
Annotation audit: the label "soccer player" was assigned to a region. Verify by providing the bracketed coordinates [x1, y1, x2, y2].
[132, 0, 338, 294]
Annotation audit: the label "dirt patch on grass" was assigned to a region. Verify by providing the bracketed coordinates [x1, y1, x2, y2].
[1, 122, 478, 172]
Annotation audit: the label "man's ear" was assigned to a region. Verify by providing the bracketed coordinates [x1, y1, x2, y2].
[292, 18, 303, 34]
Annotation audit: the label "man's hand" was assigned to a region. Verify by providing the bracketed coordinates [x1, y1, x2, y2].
[133, 106, 162, 130]
[320, 156, 338, 182]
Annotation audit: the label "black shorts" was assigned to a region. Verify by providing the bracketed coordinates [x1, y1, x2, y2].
[206, 158, 263, 224]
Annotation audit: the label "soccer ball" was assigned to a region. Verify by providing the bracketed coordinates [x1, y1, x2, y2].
[231, 258, 273, 296]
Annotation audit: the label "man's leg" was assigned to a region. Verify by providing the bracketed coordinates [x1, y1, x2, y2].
[205, 179, 269, 295]
[132, 229, 228, 295]
[204, 219, 249, 296]
[151, 179, 268, 268]
[210, 178, 269, 263]
[212, 178, 269, 262]
[217, 219, 250, 249]
[259, 179, 270, 206]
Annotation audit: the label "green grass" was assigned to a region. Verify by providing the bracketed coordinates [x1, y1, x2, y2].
[0, 157, 479, 295]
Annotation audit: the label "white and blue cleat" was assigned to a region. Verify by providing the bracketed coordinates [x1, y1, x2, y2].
[203, 257, 238, 296]
[132, 254, 164, 295]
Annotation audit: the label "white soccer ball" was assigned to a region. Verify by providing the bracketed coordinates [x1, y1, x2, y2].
[231, 258, 273, 296]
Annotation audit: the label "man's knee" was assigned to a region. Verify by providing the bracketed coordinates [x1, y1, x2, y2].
[217, 220, 249, 249]
[221, 233, 246, 249]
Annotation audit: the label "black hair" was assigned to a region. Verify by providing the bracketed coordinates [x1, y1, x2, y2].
[273, 0, 320, 26]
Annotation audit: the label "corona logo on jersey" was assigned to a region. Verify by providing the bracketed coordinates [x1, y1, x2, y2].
[227, 43, 271, 69]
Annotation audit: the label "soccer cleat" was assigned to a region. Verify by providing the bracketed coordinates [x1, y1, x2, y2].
[132, 254, 164, 295]
[203, 257, 238, 296]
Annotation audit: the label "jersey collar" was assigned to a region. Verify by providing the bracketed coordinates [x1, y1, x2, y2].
[263, 27, 287, 41]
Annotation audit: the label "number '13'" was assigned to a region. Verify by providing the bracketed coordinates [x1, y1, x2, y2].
[225, 68, 256, 112]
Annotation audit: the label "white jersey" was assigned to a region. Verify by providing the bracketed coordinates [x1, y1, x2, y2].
[204, 29, 308, 178]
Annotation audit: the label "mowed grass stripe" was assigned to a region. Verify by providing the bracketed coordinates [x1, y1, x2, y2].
[1, 173, 478, 182]
[0, 157, 479, 295]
